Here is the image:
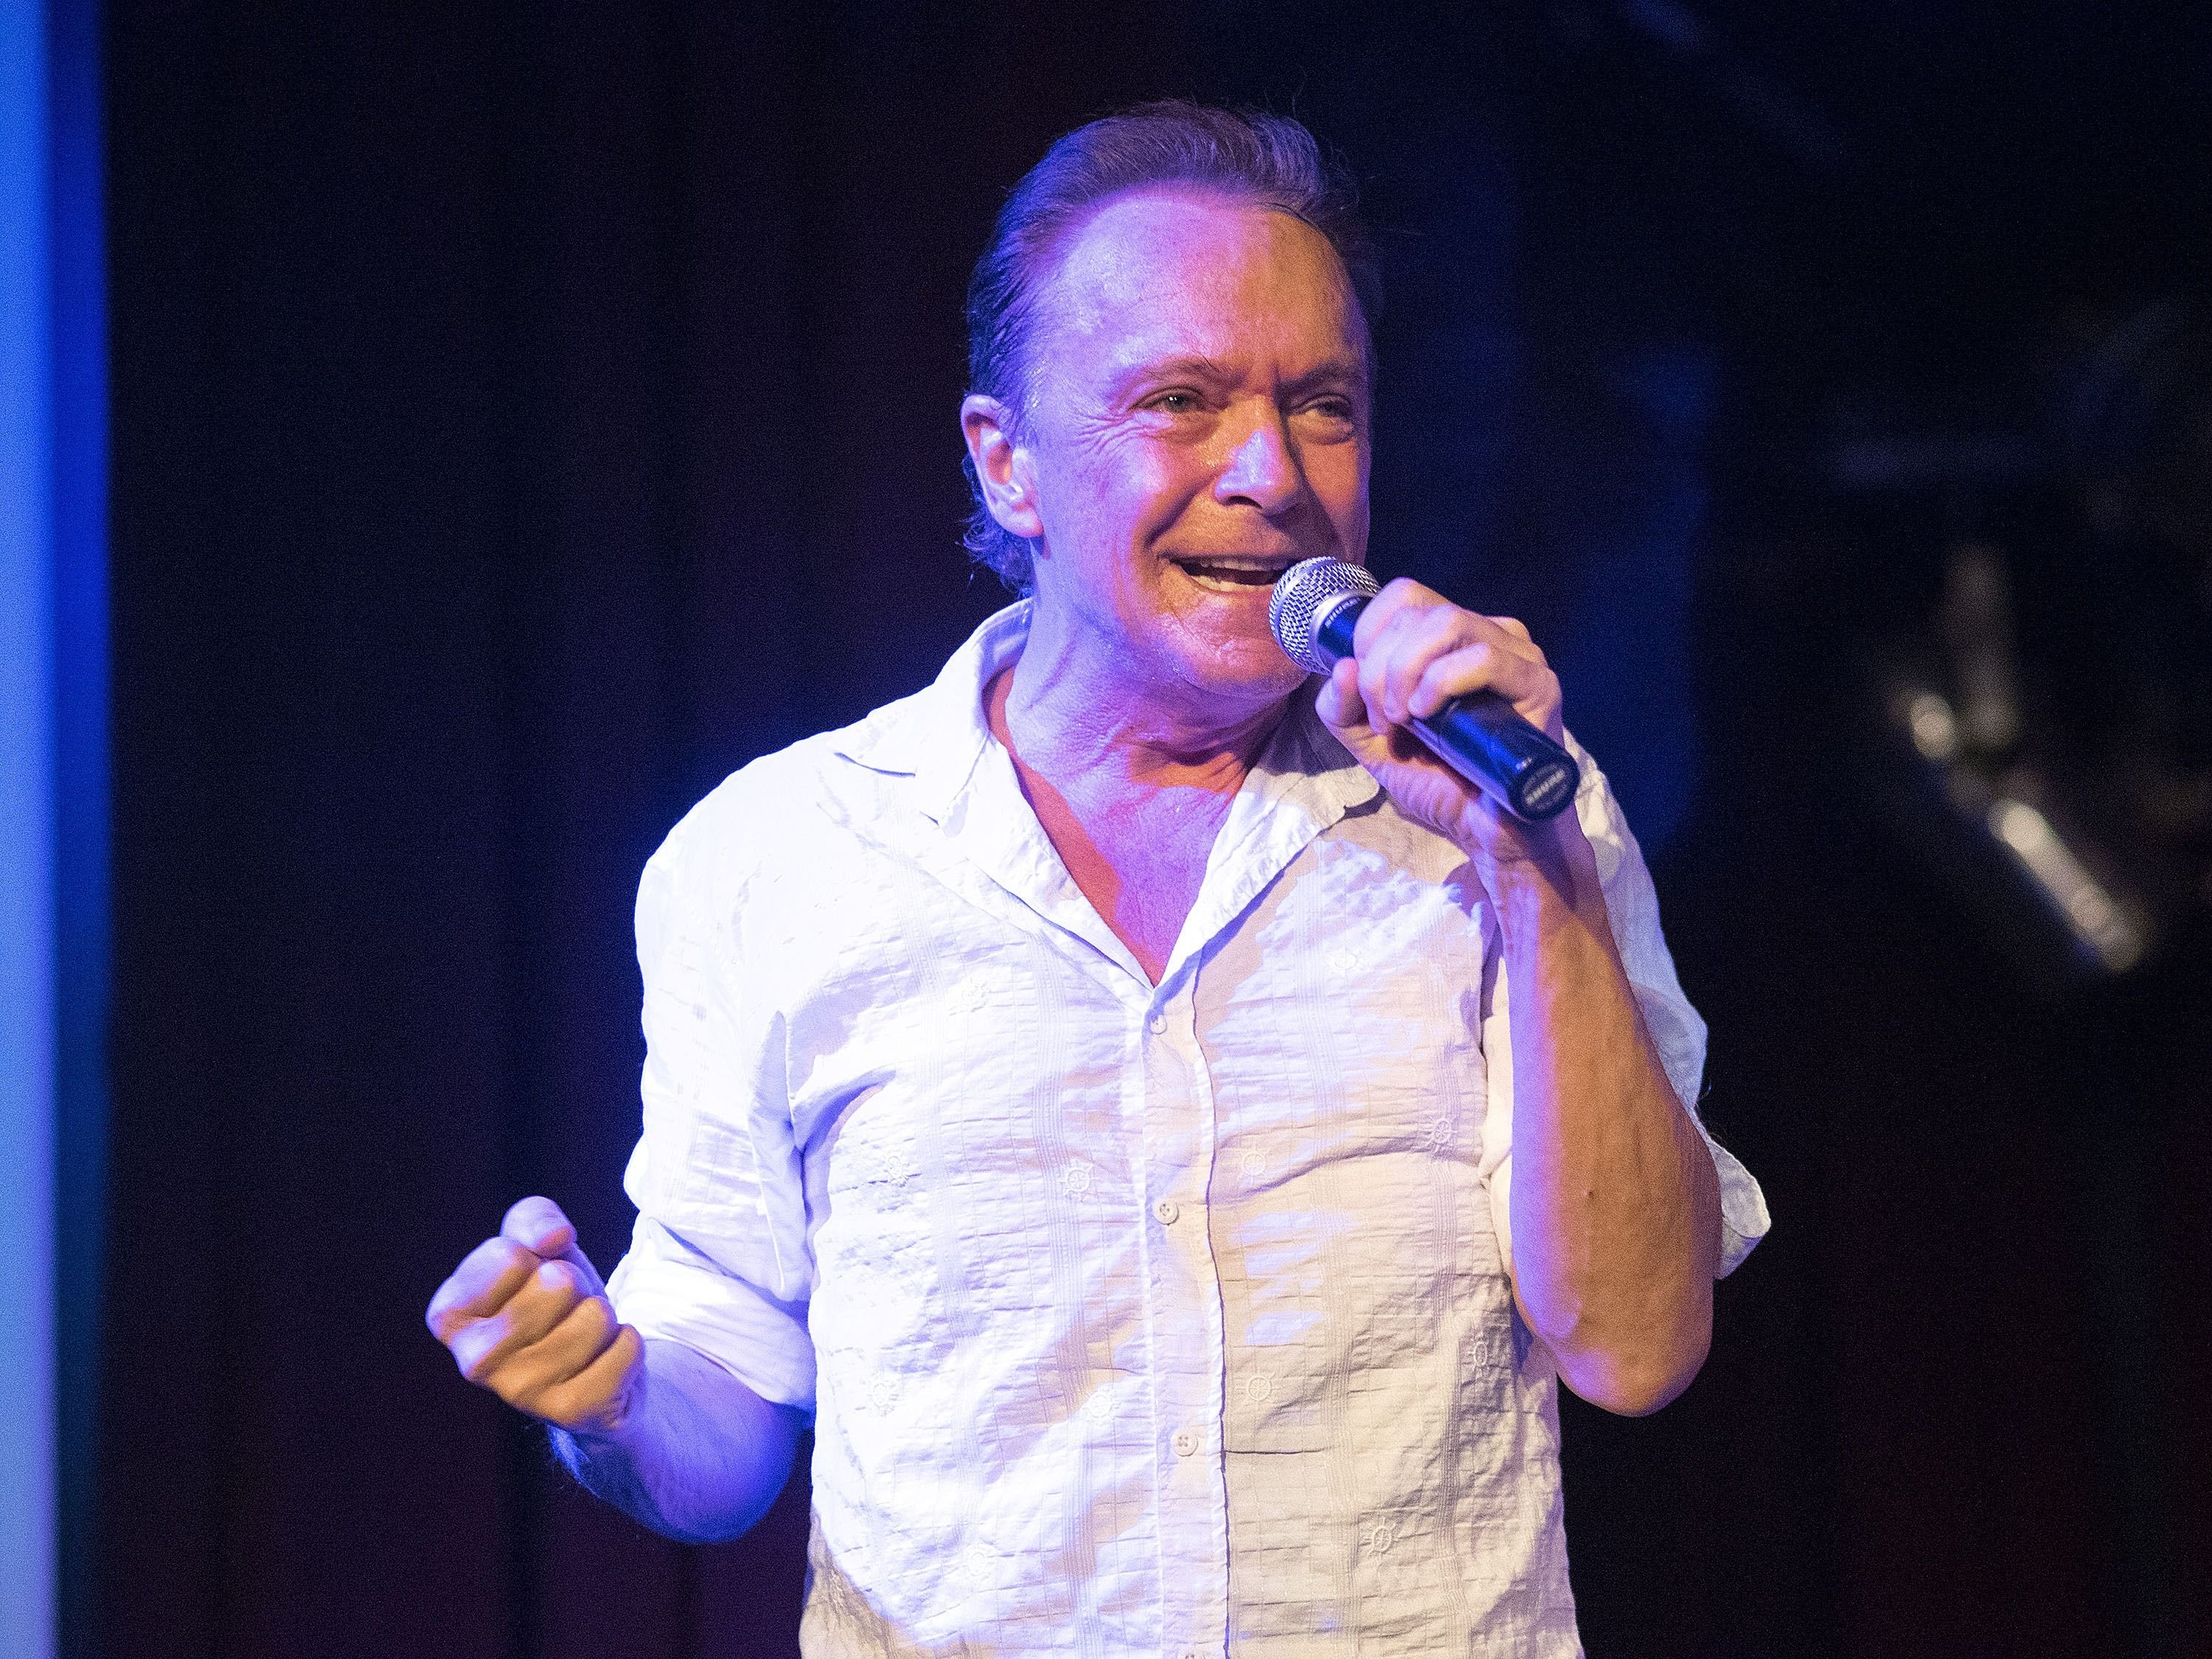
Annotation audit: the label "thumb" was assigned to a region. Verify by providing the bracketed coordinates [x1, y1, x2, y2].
[499, 1195, 608, 1295]
[1314, 657, 1368, 734]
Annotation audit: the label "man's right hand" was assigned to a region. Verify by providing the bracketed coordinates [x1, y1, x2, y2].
[425, 1196, 645, 1436]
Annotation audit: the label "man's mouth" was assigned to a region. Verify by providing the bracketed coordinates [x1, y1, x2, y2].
[1167, 556, 1295, 591]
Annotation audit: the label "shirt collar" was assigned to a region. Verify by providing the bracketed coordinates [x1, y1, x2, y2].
[827, 599, 1030, 822]
[830, 597, 1382, 845]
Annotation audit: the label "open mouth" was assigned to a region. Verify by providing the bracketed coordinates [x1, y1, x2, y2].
[1168, 557, 1293, 591]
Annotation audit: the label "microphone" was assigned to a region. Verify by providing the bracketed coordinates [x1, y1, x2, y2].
[1269, 557, 1582, 822]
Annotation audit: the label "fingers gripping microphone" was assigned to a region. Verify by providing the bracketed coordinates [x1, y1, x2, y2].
[1269, 558, 1582, 822]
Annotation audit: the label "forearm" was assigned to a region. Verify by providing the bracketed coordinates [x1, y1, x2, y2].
[1498, 834, 1720, 1415]
[552, 1335, 804, 1542]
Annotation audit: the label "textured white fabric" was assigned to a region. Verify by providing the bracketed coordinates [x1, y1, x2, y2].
[605, 600, 1769, 1657]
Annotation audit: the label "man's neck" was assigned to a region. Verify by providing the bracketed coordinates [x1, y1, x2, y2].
[983, 608, 1293, 983]
[998, 606, 1287, 807]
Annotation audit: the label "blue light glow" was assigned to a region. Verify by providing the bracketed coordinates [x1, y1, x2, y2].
[2, 4, 104, 1655]
[0, 0, 62, 1646]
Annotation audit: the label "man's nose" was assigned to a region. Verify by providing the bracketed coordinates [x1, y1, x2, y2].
[1213, 408, 1304, 515]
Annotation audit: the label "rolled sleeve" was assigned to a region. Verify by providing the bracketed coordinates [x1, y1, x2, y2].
[1479, 737, 1770, 1280]
[606, 1214, 816, 1410]
[606, 799, 820, 1411]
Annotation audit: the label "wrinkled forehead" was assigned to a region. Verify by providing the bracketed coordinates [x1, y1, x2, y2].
[1027, 189, 1371, 380]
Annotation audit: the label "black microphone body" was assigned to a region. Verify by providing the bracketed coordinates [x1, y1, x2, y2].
[1270, 557, 1582, 822]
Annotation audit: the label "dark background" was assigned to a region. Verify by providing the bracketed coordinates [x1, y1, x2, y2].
[94, 2, 2211, 1655]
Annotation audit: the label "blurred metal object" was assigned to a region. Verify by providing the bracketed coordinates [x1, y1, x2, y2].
[1983, 795, 2148, 974]
[1834, 291, 2211, 990]
[1871, 655, 2162, 987]
[1938, 544, 2023, 754]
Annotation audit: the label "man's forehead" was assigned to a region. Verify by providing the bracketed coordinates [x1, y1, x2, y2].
[1036, 189, 1365, 366]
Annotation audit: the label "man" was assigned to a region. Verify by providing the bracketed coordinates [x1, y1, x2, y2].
[427, 102, 1766, 1654]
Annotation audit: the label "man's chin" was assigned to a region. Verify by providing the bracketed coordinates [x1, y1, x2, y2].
[1171, 630, 1310, 707]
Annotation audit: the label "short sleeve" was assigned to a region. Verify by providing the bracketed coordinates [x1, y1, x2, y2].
[603, 801, 818, 1412]
[1478, 737, 1770, 1281]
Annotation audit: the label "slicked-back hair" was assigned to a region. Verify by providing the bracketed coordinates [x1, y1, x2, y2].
[962, 102, 1381, 594]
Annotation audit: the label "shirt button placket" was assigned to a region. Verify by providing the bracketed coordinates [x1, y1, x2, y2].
[1141, 985, 1225, 1654]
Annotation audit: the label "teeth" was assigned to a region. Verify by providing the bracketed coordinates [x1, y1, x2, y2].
[1175, 558, 1287, 582]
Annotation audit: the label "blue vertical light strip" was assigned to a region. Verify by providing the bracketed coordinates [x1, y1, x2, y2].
[44, 2, 105, 1655]
[0, 0, 63, 1651]
[2, 4, 103, 1657]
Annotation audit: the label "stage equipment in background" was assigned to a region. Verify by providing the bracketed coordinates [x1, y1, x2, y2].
[1837, 296, 2212, 990]
[1270, 557, 1581, 821]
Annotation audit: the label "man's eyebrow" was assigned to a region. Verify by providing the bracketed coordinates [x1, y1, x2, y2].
[1107, 353, 1237, 394]
[1281, 358, 1371, 397]
[1107, 354, 1371, 398]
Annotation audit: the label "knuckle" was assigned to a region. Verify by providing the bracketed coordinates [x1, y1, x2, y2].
[577, 1295, 615, 1340]
[503, 1195, 570, 1251]
[425, 1282, 459, 1334]
[540, 1261, 582, 1303]
[463, 1237, 529, 1287]
[479, 1242, 531, 1286]
[456, 1332, 503, 1385]
[1415, 605, 1462, 643]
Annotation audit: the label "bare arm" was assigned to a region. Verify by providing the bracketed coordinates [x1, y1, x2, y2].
[428, 1197, 804, 1540]
[552, 1336, 803, 1543]
[1487, 825, 1719, 1413]
[1316, 577, 1722, 1414]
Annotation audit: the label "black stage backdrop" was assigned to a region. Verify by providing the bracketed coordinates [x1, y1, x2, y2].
[100, 3, 2211, 1657]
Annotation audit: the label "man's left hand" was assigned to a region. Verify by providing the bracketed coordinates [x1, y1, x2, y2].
[1312, 576, 1571, 866]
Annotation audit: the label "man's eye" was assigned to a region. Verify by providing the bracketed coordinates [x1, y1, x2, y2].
[1146, 391, 1201, 414]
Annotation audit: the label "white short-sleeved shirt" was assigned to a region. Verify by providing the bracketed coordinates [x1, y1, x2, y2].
[606, 600, 1769, 1658]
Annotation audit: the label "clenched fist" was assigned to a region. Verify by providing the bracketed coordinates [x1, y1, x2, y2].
[425, 1196, 644, 1436]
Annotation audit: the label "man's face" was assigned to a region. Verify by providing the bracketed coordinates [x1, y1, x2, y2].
[1012, 190, 1371, 712]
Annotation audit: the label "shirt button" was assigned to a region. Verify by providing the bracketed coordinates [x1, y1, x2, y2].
[1147, 1011, 1166, 1034]
[1152, 1198, 1180, 1225]
[1172, 1428, 1198, 1457]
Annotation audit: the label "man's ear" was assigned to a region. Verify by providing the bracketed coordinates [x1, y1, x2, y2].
[961, 394, 1043, 541]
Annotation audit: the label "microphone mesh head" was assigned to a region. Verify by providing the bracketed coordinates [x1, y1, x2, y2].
[1269, 557, 1380, 674]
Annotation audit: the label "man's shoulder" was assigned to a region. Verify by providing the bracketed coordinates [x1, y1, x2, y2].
[647, 681, 949, 895]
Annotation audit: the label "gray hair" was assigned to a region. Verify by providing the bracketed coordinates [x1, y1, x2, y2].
[962, 102, 1382, 593]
